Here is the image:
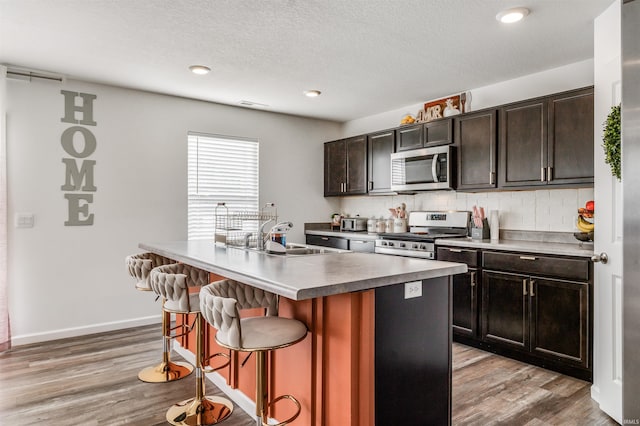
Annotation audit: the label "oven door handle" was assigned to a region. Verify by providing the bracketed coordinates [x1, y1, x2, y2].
[432, 153, 439, 183]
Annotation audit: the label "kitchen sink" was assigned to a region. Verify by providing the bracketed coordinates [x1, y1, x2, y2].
[229, 242, 349, 256]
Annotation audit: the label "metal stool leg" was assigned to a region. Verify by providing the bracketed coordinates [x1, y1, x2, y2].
[255, 351, 301, 426]
[138, 302, 193, 383]
[166, 313, 233, 426]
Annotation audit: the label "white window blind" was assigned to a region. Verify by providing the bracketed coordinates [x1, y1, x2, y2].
[188, 133, 259, 240]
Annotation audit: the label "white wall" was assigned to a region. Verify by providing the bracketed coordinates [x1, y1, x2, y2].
[6, 78, 341, 344]
[338, 60, 596, 233]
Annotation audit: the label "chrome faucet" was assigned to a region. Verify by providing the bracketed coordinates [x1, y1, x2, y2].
[257, 218, 275, 251]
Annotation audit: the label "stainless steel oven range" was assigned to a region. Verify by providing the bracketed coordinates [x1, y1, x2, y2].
[374, 211, 470, 259]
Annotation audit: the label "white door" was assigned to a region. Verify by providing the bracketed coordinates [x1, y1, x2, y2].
[592, 1, 622, 422]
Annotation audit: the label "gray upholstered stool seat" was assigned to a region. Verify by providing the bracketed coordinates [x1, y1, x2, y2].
[217, 316, 307, 351]
[125, 253, 192, 383]
[200, 279, 307, 426]
[150, 263, 233, 426]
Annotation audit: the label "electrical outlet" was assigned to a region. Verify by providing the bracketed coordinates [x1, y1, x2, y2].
[404, 281, 422, 299]
[15, 213, 35, 228]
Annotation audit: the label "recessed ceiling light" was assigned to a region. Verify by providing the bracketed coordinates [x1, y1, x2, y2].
[304, 90, 321, 98]
[496, 7, 530, 24]
[189, 65, 211, 75]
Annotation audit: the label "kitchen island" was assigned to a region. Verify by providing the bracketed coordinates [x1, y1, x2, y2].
[140, 240, 467, 425]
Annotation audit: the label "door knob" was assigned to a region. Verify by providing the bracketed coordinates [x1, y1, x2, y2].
[591, 252, 609, 264]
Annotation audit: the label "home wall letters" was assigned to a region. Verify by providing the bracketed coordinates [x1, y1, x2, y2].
[60, 90, 97, 226]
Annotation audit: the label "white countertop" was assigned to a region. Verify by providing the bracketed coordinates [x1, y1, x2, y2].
[140, 240, 467, 300]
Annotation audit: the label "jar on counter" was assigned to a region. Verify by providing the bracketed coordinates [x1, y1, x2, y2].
[375, 220, 387, 233]
[386, 218, 395, 233]
[367, 218, 376, 233]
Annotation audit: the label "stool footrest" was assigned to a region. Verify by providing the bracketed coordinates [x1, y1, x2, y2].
[203, 352, 231, 374]
[264, 394, 301, 426]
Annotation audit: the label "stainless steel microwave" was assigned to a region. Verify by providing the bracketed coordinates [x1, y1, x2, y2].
[390, 145, 454, 192]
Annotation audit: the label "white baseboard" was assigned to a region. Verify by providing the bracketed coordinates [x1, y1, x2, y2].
[11, 315, 162, 346]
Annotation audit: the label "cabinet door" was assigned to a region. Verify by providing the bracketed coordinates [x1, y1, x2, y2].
[499, 100, 548, 187]
[530, 277, 589, 368]
[367, 130, 394, 193]
[452, 268, 478, 337]
[345, 136, 367, 194]
[324, 140, 346, 196]
[395, 123, 423, 151]
[455, 110, 497, 190]
[548, 87, 594, 185]
[424, 119, 453, 147]
[481, 270, 529, 350]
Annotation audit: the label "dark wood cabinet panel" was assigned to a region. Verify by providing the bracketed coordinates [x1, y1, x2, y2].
[498, 86, 594, 189]
[324, 136, 367, 196]
[530, 277, 589, 368]
[437, 247, 480, 338]
[395, 123, 423, 151]
[481, 271, 529, 350]
[367, 130, 394, 193]
[483, 251, 590, 282]
[424, 119, 453, 147]
[452, 269, 478, 337]
[456, 109, 497, 190]
[324, 141, 347, 196]
[499, 99, 548, 187]
[548, 88, 594, 184]
[345, 136, 367, 194]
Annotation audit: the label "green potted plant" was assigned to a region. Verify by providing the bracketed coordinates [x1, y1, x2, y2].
[603, 104, 621, 180]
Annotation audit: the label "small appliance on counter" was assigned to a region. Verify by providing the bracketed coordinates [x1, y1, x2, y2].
[265, 221, 293, 254]
[340, 217, 368, 232]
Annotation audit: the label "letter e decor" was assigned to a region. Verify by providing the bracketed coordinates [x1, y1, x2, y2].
[60, 90, 97, 226]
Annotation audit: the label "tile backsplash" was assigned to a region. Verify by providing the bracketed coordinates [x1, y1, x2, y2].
[339, 188, 594, 233]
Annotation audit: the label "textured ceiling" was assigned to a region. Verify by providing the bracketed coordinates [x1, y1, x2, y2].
[0, 0, 613, 122]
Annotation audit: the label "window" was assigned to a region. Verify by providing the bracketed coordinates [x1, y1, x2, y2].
[188, 133, 259, 240]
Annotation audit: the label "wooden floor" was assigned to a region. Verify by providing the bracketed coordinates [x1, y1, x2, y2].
[0, 324, 617, 425]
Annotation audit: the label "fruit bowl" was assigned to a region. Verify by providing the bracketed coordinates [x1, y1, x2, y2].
[573, 231, 594, 242]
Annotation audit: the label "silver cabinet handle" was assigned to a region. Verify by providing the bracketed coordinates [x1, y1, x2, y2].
[448, 248, 462, 253]
[541, 167, 546, 182]
[351, 240, 366, 244]
[591, 252, 609, 264]
[321, 237, 329, 241]
[470, 271, 476, 287]
[547, 166, 553, 181]
[368, 181, 374, 190]
[530, 279, 535, 297]
[523, 279, 528, 296]
[519, 256, 536, 261]
[489, 171, 496, 185]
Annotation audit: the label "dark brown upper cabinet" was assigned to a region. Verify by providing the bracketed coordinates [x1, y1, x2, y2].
[396, 118, 453, 152]
[367, 130, 395, 194]
[455, 109, 497, 191]
[499, 87, 594, 188]
[324, 136, 367, 196]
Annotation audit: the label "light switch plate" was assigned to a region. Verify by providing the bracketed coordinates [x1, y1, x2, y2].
[15, 213, 35, 228]
[404, 281, 422, 299]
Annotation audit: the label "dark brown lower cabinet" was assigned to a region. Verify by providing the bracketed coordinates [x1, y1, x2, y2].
[437, 246, 479, 339]
[481, 268, 591, 379]
[440, 248, 594, 381]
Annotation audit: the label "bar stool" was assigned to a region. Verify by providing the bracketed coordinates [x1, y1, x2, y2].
[125, 252, 193, 383]
[150, 263, 234, 426]
[200, 279, 307, 426]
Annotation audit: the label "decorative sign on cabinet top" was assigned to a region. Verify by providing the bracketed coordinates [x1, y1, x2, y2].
[417, 93, 467, 123]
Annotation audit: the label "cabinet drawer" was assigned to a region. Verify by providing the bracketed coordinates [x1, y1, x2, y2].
[349, 239, 375, 252]
[437, 247, 478, 267]
[482, 251, 589, 281]
[305, 234, 349, 250]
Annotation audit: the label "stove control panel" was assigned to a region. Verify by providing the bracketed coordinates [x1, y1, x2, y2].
[375, 239, 435, 259]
